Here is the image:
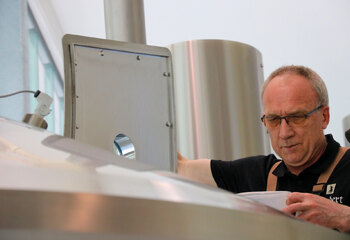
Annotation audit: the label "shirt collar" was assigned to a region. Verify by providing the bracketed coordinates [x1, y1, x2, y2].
[273, 134, 340, 177]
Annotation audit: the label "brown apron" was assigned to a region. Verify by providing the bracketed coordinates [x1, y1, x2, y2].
[266, 147, 349, 193]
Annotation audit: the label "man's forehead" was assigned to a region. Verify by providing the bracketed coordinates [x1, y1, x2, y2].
[262, 74, 318, 113]
[264, 107, 309, 116]
[268, 73, 309, 86]
[263, 74, 316, 97]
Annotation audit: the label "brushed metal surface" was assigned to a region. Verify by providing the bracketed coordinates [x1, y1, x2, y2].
[0, 118, 349, 239]
[104, 0, 146, 44]
[1, 117, 276, 212]
[62, 35, 176, 171]
[0, 189, 347, 240]
[169, 40, 271, 160]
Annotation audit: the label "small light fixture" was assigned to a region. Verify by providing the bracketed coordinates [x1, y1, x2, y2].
[22, 90, 53, 129]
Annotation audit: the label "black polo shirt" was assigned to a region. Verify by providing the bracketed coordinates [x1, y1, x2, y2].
[211, 134, 350, 206]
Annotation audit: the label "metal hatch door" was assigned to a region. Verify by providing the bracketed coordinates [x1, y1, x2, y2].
[63, 35, 176, 171]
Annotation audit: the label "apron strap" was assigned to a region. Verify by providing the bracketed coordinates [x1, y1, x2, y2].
[312, 146, 349, 193]
[266, 161, 281, 191]
[266, 147, 349, 193]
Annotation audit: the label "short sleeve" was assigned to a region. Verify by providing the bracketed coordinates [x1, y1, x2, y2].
[211, 154, 278, 193]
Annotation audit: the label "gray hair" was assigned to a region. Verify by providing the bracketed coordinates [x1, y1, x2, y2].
[261, 65, 329, 106]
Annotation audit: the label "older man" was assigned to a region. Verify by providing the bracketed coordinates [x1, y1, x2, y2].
[178, 65, 350, 232]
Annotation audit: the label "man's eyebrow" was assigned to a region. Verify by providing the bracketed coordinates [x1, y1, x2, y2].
[265, 114, 279, 117]
[265, 110, 306, 117]
[285, 110, 304, 116]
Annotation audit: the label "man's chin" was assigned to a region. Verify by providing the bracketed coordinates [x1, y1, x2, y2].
[279, 154, 301, 165]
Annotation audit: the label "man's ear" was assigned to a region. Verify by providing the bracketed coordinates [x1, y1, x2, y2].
[261, 114, 267, 127]
[321, 106, 330, 129]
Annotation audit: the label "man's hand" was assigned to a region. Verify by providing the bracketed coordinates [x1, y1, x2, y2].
[177, 152, 216, 186]
[282, 192, 350, 232]
[177, 152, 189, 176]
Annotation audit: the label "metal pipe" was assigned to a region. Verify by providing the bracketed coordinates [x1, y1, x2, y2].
[104, 0, 146, 44]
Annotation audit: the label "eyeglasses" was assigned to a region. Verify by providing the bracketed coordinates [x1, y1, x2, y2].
[261, 105, 323, 128]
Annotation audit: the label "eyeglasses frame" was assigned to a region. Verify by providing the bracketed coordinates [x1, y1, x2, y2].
[260, 105, 323, 127]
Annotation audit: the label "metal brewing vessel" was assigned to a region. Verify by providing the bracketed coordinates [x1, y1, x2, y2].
[169, 40, 270, 160]
[0, 117, 348, 239]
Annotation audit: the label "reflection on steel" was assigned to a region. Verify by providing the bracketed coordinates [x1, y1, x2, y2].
[0, 117, 348, 239]
[169, 40, 271, 160]
[113, 133, 136, 159]
[0, 189, 348, 240]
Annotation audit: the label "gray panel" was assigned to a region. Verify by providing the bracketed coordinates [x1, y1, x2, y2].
[62, 35, 176, 171]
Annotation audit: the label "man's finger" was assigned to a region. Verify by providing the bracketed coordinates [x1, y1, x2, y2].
[286, 192, 309, 205]
[282, 202, 308, 215]
[177, 152, 185, 160]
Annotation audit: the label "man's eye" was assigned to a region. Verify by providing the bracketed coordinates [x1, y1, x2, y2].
[267, 116, 280, 121]
[287, 115, 306, 124]
[288, 115, 304, 120]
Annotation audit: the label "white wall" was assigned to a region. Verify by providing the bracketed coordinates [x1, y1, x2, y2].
[49, 0, 350, 145]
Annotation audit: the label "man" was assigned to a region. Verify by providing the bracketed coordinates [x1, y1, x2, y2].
[177, 65, 350, 232]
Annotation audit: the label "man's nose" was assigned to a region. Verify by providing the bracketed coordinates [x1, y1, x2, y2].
[278, 118, 294, 139]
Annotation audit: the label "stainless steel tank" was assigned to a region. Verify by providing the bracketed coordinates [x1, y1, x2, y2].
[169, 40, 270, 160]
[0, 117, 348, 239]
